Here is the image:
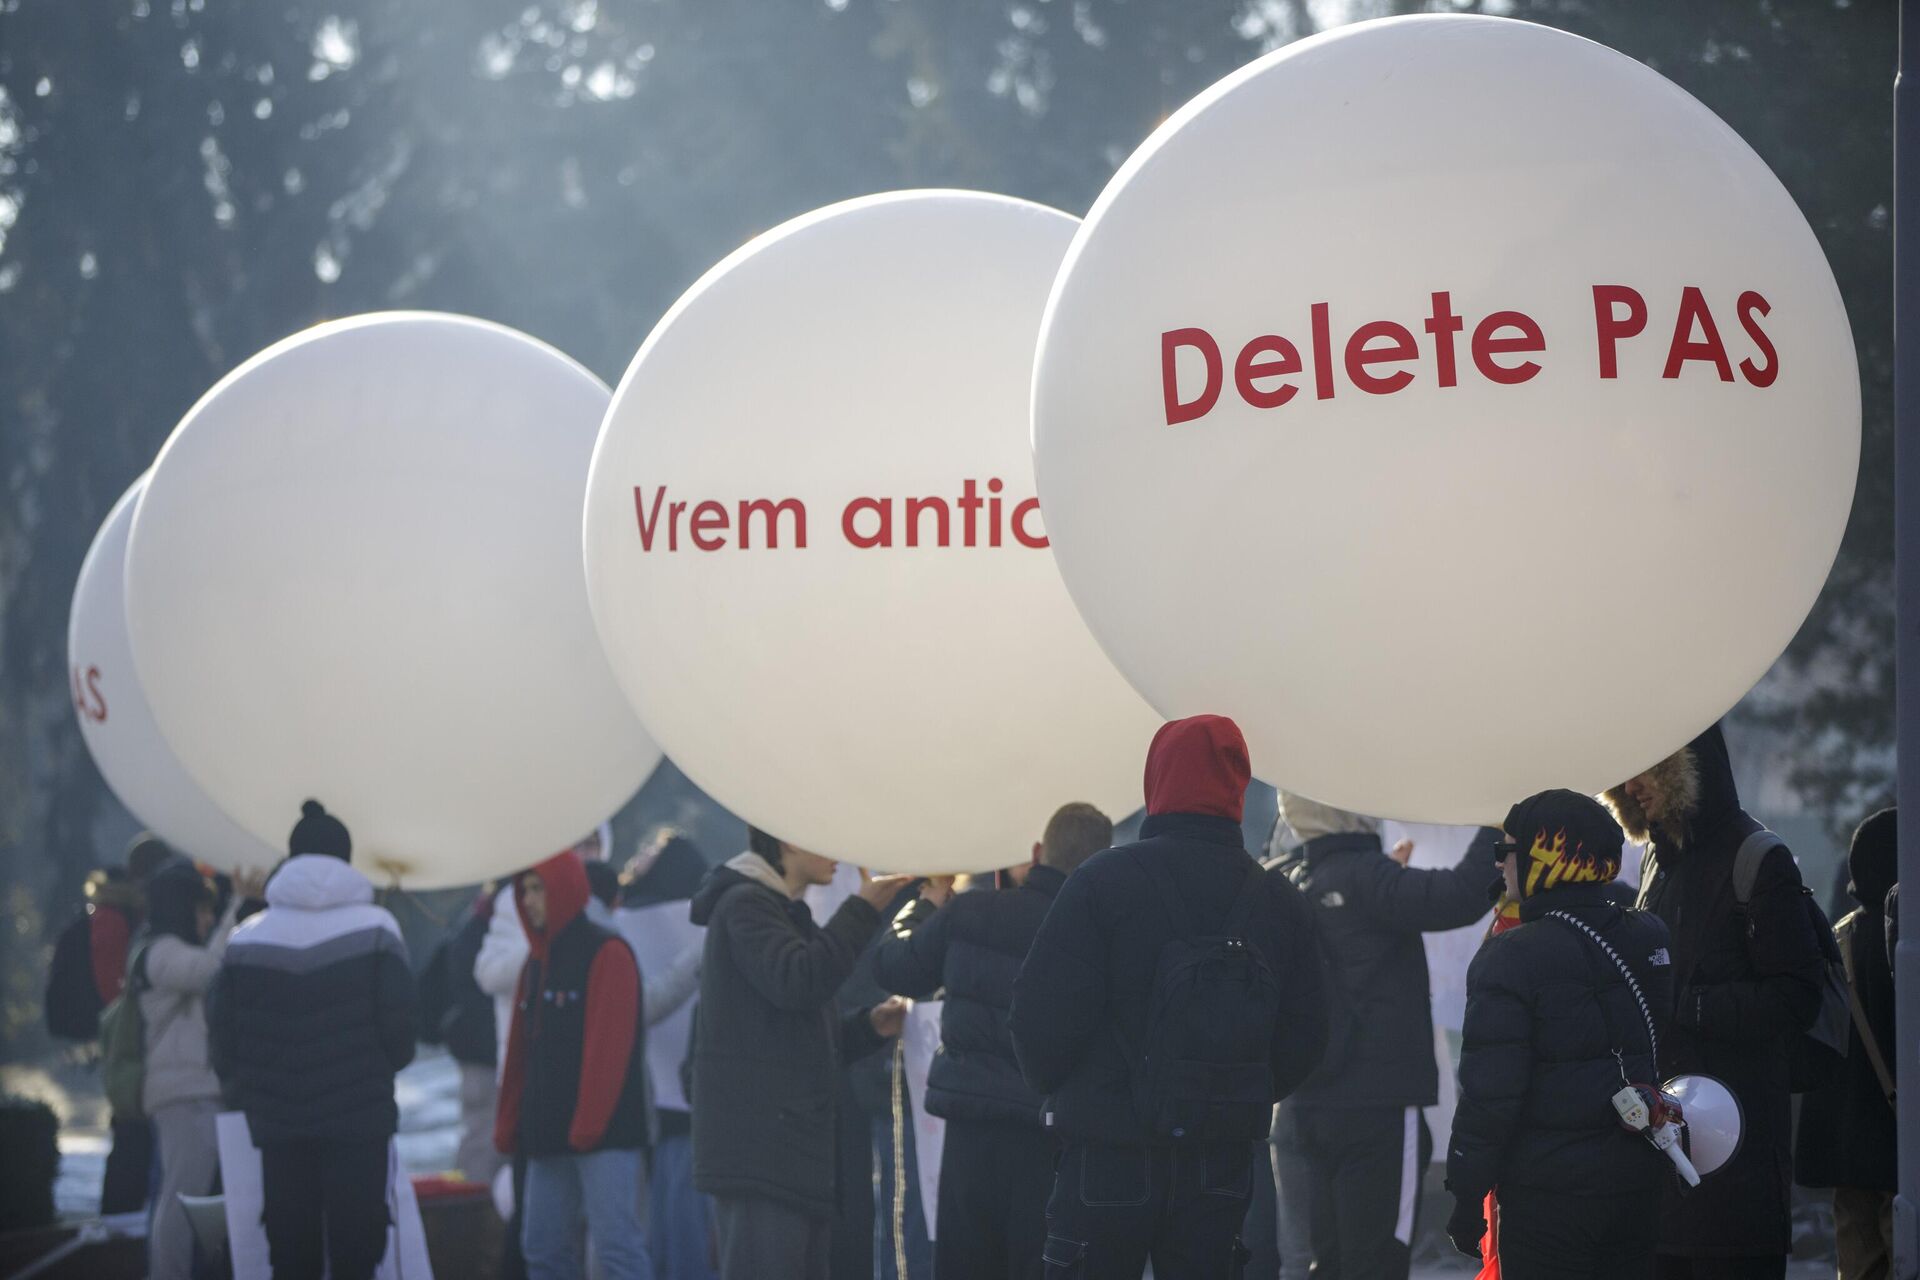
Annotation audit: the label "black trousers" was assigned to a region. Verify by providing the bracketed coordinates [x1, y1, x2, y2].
[1042, 1140, 1255, 1279]
[258, 1138, 392, 1280]
[937, 1120, 1055, 1280]
[1498, 1184, 1659, 1280]
[1652, 1256, 1787, 1279]
[1271, 1104, 1430, 1280]
[100, 1116, 153, 1214]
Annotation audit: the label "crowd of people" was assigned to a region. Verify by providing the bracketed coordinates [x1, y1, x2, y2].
[45, 714, 1901, 1280]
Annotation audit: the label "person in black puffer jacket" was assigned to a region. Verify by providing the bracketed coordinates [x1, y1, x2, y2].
[1607, 724, 1825, 1279]
[1445, 790, 1673, 1278]
[1795, 807, 1898, 1280]
[209, 801, 415, 1280]
[1271, 793, 1499, 1280]
[1010, 715, 1329, 1278]
[874, 801, 1115, 1280]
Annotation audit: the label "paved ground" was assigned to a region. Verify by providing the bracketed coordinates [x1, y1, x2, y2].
[7, 1053, 1842, 1278]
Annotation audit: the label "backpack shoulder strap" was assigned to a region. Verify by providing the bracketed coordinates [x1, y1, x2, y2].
[1834, 918, 1897, 1109]
[126, 939, 152, 997]
[1732, 830, 1785, 906]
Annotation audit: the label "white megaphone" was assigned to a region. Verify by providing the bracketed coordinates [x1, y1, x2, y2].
[1662, 1074, 1744, 1181]
[1612, 1074, 1742, 1188]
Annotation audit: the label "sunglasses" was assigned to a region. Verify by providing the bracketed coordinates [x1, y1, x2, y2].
[1493, 839, 1524, 859]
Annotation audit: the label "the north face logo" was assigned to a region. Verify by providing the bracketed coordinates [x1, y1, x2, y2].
[1650, 948, 1671, 966]
[1320, 892, 1345, 909]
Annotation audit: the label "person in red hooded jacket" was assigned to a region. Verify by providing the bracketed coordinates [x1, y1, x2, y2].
[495, 850, 653, 1280]
[1010, 714, 1330, 1278]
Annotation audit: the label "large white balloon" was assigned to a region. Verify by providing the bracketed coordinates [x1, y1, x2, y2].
[70, 476, 282, 871]
[1033, 16, 1859, 823]
[585, 191, 1160, 874]
[126, 313, 661, 888]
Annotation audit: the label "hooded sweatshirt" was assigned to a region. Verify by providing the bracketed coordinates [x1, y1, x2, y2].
[495, 851, 649, 1158]
[1010, 714, 1330, 1144]
[209, 854, 415, 1144]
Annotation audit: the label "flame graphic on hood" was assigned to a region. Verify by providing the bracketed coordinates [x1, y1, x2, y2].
[1523, 827, 1619, 898]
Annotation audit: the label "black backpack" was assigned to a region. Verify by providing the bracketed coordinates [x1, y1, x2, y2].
[1124, 854, 1282, 1143]
[1731, 830, 1849, 1092]
[45, 911, 104, 1042]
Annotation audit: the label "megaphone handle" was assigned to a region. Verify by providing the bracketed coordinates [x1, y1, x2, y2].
[1665, 1142, 1700, 1187]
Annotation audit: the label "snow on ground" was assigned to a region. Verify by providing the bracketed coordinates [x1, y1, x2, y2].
[5, 1048, 466, 1221]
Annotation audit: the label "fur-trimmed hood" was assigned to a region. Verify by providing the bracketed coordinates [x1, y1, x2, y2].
[85, 870, 145, 914]
[1601, 722, 1739, 850]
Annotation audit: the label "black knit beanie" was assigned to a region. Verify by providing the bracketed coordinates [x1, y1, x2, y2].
[1501, 789, 1625, 899]
[289, 800, 352, 861]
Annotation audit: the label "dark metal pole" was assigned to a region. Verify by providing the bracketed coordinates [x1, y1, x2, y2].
[1897, 2, 1919, 1276]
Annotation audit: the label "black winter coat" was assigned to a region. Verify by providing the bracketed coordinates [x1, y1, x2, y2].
[1008, 814, 1329, 1145]
[438, 907, 497, 1068]
[1635, 726, 1825, 1258]
[687, 861, 888, 1218]
[1283, 828, 1498, 1108]
[872, 866, 1065, 1127]
[209, 856, 416, 1145]
[1447, 882, 1673, 1202]
[837, 884, 921, 1122]
[1795, 902, 1897, 1191]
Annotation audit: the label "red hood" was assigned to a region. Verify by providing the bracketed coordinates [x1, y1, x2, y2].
[1144, 715, 1250, 821]
[515, 850, 591, 959]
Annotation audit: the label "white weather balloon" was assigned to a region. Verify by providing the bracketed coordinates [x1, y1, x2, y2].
[70, 476, 282, 871]
[1033, 15, 1859, 823]
[585, 191, 1161, 873]
[126, 313, 662, 888]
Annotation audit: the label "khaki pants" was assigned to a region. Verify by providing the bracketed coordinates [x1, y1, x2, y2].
[1835, 1186, 1894, 1280]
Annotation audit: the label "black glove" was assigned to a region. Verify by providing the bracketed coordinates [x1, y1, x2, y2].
[1447, 1194, 1488, 1258]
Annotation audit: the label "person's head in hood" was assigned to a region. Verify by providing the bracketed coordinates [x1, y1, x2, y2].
[620, 831, 708, 907]
[1848, 807, 1897, 912]
[1275, 792, 1379, 845]
[146, 862, 217, 945]
[1499, 790, 1625, 900]
[746, 825, 837, 891]
[1143, 715, 1250, 821]
[516, 850, 592, 957]
[289, 800, 352, 861]
[1602, 723, 1740, 849]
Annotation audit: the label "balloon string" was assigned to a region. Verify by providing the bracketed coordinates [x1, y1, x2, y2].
[890, 1036, 910, 1279]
